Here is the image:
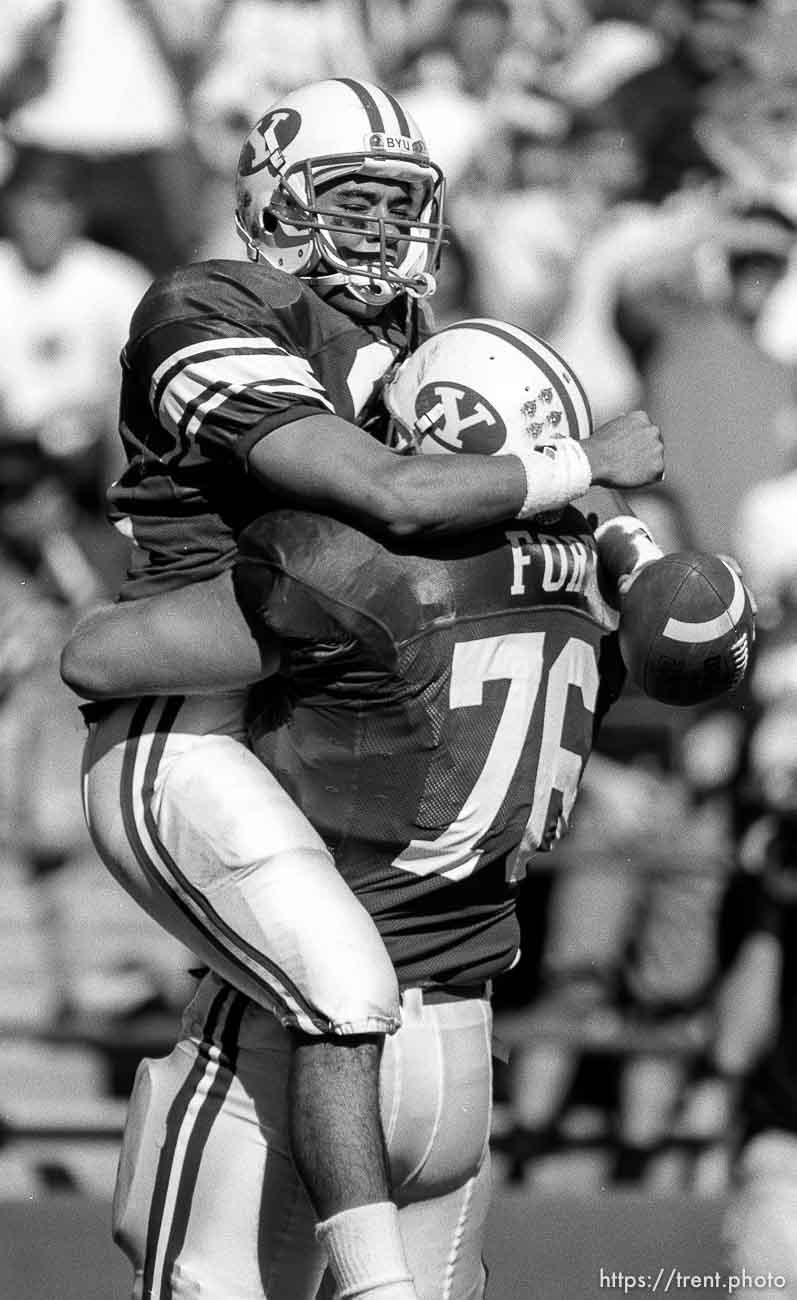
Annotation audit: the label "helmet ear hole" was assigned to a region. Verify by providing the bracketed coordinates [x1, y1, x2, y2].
[261, 210, 279, 233]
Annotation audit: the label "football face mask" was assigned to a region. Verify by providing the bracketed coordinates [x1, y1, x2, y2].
[382, 318, 593, 455]
[235, 78, 445, 305]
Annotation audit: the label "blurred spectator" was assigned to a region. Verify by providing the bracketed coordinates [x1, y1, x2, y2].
[549, 0, 678, 110]
[730, 202, 797, 630]
[0, 145, 152, 523]
[695, 1, 797, 220]
[734, 425, 797, 633]
[188, 0, 376, 259]
[597, 0, 758, 202]
[543, 116, 656, 421]
[0, 142, 185, 1027]
[142, 1, 231, 99]
[451, 113, 651, 372]
[718, 697, 797, 1297]
[426, 227, 482, 328]
[717, 204, 797, 334]
[713, 293, 797, 1226]
[396, 0, 570, 194]
[748, 0, 797, 83]
[0, 1, 65, 123]
[454, 109, 736, 423]
[190, 0, 375, 172]
[1, 0, 195, 270]
[755, 235, 797, 370]
[452, 130, 586, 336]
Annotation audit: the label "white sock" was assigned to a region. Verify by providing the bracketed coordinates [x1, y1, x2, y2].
[316, 1201, 418, 1299]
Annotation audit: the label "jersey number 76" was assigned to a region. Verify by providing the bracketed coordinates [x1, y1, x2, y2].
[391, 631, 600, 883]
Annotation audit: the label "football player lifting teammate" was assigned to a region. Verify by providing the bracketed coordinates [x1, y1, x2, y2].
[79, 319, 667, 1300]
[61, 78, 664, 1300]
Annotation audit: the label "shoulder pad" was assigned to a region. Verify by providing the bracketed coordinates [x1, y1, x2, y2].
[131, 260, 305, 334]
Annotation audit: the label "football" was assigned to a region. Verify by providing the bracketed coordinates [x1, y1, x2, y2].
[618, 551, 755, 706]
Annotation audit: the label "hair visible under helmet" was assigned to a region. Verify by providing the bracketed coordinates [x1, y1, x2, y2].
[234, 78, 445, 308]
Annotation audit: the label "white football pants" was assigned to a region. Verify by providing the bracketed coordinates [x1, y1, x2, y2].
[113, 973, 493, 1300]
[81, 693, 400, 1035]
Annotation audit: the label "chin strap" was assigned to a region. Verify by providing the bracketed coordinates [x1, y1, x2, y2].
[306, 246, 437, 305]
[306, 265, 398, 305]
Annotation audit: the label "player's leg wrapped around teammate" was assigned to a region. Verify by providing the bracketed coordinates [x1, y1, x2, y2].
[81, 693, 400, 1036]
[114, 973, 493, 1300]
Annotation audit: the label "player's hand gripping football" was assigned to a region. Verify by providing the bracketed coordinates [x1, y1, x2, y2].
[584, 410, 665, 489]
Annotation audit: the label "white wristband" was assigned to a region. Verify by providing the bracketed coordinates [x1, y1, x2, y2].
[514, 439, 592, 520]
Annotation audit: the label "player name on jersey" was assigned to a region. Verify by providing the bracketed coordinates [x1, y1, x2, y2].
[506, 530, 595, 599]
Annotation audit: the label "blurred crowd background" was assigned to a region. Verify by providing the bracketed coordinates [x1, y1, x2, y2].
[1, 0, 797, 1209]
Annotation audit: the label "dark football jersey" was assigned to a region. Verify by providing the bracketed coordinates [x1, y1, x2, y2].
[108, 260, 412, 599]
[236, 507, 626, 990]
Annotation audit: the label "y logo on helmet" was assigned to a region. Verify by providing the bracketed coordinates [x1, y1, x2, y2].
[239, 109, 302, 177]
[414, 383, 506, 453]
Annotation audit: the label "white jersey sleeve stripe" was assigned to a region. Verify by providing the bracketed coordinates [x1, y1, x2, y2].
[149, 336, 296, 408]
[177, 379, 334, 444]
[156, 352, 335, 441]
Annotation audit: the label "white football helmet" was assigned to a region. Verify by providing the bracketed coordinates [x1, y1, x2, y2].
[235, 78, 445, 306]
[383, 318, 593, 455]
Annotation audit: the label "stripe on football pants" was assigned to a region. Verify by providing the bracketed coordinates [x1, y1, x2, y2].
[157, 991, 249, 1300]
[139, 986, 248, 1300]
[119, 696, 328, 1033]
[140, 983, 231, 1299]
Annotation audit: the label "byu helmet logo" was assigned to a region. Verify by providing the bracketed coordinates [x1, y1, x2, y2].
[414, 383, 507, 454]
[239, 109, 302, 177]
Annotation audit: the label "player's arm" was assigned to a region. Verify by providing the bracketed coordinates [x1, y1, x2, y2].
[60, 570, 278, 700]
[131, 279, 663, 535]
[247, 409, 665, 538]
[60, 426, 663, 701]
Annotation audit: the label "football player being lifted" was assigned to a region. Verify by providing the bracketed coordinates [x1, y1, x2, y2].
[75, 319, 667, 1300]
[61, 79, 664, 1300]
